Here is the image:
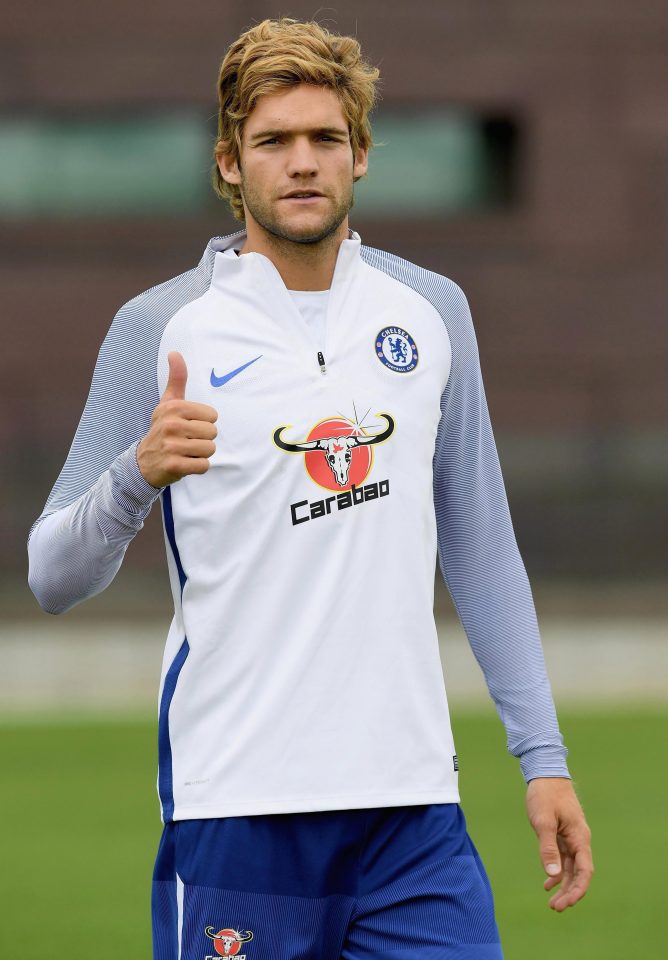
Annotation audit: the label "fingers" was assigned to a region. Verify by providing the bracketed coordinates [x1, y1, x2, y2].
[156, 425, 217, 480]
[548, 854, 574, 910]
[166, 437, 216, 459]
[159, 417, 218, 441]
[162, 455, 212, 478]
[157, 400, 219, 425]
[162, 351, 188, 402]
[543, 873, 561, 892]
[548, 844, 594, 912]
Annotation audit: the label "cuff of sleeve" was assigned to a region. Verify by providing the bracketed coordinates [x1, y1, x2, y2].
[520, 744, 571, 783]
[108, 441, 164, 516]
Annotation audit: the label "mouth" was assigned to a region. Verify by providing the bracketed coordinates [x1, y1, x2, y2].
[281, 191, 325, 203]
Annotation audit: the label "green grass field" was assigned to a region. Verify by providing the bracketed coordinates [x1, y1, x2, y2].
[0, 708, 665, 958]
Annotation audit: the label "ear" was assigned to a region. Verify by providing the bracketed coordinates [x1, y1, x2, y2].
[352, 143, 369, 181]
[216, 144, 242, 186]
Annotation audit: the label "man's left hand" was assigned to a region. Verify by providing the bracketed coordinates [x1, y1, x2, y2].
[526, 777, 593, 911]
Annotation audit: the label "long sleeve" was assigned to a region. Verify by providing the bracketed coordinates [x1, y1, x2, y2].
[433, 285, 570, 782]
[28, 442, 162, 614]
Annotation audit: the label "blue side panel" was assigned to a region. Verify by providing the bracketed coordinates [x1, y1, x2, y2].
[162, 487, 187, 593]
[158, 637, 190, 822]
[159, 485, 189, 821]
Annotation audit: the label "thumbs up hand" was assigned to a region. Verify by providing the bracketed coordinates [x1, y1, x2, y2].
[137, 352, 218, 488]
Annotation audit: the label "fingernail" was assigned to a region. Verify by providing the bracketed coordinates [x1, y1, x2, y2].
[546, 863, 560, 875]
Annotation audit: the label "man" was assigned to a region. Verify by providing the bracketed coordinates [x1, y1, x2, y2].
[29, 16, 592, 960]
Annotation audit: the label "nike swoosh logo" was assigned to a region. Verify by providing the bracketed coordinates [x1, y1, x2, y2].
[210, 355, 263, 387]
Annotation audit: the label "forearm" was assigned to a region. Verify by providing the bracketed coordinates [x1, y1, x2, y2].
[453, 552, 570, 781]
[28, 443, 162, 614]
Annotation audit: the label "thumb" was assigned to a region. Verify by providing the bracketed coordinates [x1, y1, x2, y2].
[537, 824, 562, 877]
[163, 351, 188, 401]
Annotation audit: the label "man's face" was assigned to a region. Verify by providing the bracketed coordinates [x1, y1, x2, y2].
[218, 84, 368, 245]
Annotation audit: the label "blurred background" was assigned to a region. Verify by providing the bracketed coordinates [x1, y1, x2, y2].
[1, 1, 666, 958]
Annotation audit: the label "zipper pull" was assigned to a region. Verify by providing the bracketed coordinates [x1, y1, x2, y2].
[317, 351, 327, 375]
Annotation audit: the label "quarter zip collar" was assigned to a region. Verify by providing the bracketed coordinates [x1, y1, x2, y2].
[208, 227, 362, 295]
[207, 227, 363, 377]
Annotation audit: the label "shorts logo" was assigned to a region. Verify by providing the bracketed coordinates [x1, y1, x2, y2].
[274, 405, 394, 492]
[204, 926, 254, 958]
[376, 326, 418, 373]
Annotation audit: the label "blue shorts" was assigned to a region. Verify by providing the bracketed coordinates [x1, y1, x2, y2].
[152, 803, 503, 959]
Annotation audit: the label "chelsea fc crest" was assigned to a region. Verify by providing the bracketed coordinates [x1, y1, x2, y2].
[375, 326, 418, 373]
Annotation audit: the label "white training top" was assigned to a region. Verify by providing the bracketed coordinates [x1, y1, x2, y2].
[28, 227, 569, 823]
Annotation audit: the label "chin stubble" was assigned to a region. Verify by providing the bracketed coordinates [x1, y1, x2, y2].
[241, 177, 354, 247]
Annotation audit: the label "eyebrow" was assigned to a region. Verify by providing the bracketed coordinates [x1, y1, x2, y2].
[248, 126, 349, 143]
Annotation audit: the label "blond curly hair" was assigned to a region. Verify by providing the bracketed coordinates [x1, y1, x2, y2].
[211, 17, 381, 221]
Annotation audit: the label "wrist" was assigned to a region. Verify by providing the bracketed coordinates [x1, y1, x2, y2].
[135, 437, 162, 491]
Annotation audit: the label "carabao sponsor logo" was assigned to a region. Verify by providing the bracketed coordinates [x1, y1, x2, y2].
[274, 410, 394, 491]
[204, 925, 254, 958]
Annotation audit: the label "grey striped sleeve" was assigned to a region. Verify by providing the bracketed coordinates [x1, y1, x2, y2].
[361, 244, 570, 782]
[28, 250, 217, 614]
[28, 442, 161, 614]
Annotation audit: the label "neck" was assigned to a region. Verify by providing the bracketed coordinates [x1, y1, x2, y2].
[237, 219, 350, 291]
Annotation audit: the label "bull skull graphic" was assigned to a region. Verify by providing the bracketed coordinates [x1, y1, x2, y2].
[274, 413, 395, 486]
[204, 927, 254, 956]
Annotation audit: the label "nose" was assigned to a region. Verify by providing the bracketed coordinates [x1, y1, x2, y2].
[285, 136, 319, 179]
